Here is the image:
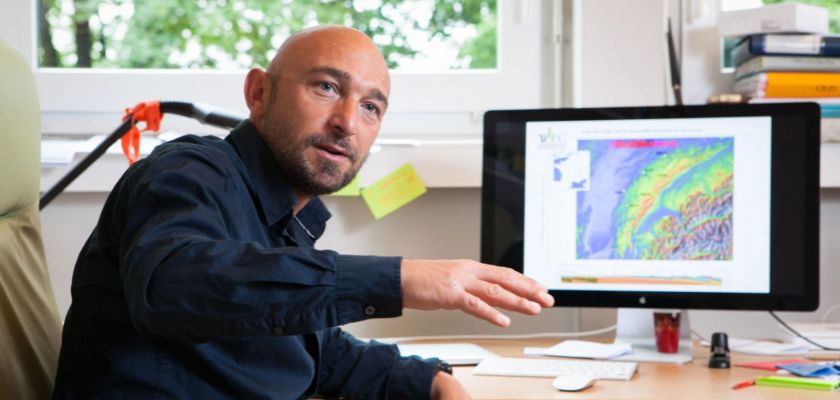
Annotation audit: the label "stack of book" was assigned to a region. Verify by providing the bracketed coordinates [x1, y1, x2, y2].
[722, 2, 840, 141]
[731, 35, 840, 100]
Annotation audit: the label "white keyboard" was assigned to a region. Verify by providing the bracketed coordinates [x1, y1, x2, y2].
[472, 357, 638, 381]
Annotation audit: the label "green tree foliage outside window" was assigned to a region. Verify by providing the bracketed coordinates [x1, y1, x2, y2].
[38, 0, 497, 70]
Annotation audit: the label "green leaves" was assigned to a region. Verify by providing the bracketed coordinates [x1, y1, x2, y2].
[38, 0, 498, 70]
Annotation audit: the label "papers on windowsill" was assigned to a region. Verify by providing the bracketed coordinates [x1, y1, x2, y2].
[524, 340, 633, 359]
[41, 139, 78, 166]
[41, 131, 176, 167]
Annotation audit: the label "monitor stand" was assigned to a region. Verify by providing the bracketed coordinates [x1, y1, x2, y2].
[612, 308, 693, 364]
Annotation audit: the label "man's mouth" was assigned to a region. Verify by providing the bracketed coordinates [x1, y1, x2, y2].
[306, 134, 357, 165]
[316, 143, 350, 158]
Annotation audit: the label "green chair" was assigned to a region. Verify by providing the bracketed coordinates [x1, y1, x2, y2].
[0, 40, 62, 399]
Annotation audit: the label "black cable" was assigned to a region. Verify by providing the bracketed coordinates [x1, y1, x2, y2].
[769, 310, 840, 351]
[159, 101, 244, 129]
[39, 119, 133, 210]
[39, 102, 244, 211]
[665, 18, 683, 106]
[690, 329, 709, 344]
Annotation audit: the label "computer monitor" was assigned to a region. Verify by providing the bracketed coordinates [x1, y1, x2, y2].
[481, 104, 820, 361]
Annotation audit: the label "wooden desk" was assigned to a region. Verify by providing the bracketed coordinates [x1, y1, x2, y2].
[432, 339, 838, 399]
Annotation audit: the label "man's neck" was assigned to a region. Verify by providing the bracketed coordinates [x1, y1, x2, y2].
[291, 192, 311, 215]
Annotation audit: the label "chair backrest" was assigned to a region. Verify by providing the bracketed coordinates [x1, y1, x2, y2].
[0, 40, 62, 400]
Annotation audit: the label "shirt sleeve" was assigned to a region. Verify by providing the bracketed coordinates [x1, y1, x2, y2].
[116, 145, 403, 343]
[316, 327, 438, 400]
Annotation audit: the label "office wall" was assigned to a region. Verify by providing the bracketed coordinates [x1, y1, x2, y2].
[572, 0, 669, 107]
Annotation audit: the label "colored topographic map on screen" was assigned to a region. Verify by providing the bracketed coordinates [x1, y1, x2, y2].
[576, 137, 733, 261]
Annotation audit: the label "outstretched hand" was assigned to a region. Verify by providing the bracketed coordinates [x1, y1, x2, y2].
[400, 259, 554, 327]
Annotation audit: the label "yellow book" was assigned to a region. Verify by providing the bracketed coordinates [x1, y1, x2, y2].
[734, 72, 840, 98]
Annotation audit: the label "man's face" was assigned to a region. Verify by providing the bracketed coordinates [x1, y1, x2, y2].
[254, 29, 390, 196]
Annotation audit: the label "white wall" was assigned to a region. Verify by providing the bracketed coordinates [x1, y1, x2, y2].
[40, 193, 102, 317]
[572, 0, 670, 107]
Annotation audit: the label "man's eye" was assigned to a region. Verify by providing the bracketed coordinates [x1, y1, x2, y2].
[363, 103, 379, 114]
[318, 82, 335, 92]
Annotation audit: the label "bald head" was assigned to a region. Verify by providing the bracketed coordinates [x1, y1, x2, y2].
[268, 26, 389, 83]
[245, 25, 391, 126]
[242, 25, 391, 205]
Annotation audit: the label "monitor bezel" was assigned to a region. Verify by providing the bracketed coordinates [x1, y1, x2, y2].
[480, 103, 820, 311]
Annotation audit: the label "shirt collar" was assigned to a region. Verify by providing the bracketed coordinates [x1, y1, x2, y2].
[226, 120, 331, 240]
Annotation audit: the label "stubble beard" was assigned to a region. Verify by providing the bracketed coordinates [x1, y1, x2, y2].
[259, 114, 366, 196]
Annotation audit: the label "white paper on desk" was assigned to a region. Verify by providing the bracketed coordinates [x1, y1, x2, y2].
[722, 338, 809, 355]
[397, 343, 498, 365]
[523, 340, 632, 359]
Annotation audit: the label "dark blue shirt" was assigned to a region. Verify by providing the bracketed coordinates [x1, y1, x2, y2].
[53, 121, 437, 399]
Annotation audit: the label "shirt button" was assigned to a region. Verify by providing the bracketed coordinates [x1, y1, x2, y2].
[273, 326, 284, 336]
[364, 306, 376, 316]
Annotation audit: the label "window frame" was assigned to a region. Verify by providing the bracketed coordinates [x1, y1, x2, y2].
[2, 0, 545, 137]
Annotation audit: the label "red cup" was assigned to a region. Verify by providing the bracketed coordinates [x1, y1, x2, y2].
[653, 311, 681, 353]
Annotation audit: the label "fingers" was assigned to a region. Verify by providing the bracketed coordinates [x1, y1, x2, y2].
[468, 281, 542, 315]
[399, 258, 554, 328]
[458, 291, 512, 327]
[477, 264, 555, 307]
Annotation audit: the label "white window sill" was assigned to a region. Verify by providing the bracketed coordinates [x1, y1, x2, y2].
[42, 140, 840, 192]
[40, 136, 484, 193]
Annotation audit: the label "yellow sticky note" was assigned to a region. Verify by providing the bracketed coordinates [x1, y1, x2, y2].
[329, 175, 361, 197]
[361, 164, 427, 220]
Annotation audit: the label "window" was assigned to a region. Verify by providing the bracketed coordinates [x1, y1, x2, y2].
[38, 0, 497, 71]
[2, 1, 548, 138]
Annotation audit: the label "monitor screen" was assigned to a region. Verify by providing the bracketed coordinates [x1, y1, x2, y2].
[481, 104, 820, 311]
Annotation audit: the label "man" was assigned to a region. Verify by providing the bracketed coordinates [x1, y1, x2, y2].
[53, 26, 554, 399]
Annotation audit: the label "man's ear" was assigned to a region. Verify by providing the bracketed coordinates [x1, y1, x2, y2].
[244, 68, 268, 123]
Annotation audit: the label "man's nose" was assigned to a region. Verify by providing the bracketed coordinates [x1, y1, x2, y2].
[328, 98, 358, 137]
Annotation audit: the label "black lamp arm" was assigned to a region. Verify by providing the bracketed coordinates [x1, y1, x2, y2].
[38, 101, 244, 210]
